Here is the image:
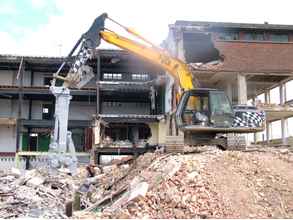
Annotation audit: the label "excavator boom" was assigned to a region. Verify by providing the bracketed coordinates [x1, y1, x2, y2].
[100, 31, 195, 91]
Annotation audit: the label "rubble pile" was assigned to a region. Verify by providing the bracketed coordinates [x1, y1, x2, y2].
[105, 163, 226, 218]
[101, 149, 227, 218]
[0, 153, 160, 219]
[0, 168, 78, 218]
[76, 153, 164, 212]
[1, 147, 293, 219]
[98, 148, 293, 219]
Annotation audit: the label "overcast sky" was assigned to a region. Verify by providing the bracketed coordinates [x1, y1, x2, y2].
[1, 0, 293, 56]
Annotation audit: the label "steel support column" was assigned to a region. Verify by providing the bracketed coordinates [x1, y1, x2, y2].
[96, 51, 101, 114]
[16, 58, 25, 153]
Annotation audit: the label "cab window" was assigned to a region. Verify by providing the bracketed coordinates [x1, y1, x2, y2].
[182, 94, 209, 125]
[210, 92, 232, 115]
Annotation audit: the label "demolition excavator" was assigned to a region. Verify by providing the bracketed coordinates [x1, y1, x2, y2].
[49, 13, 265, 173]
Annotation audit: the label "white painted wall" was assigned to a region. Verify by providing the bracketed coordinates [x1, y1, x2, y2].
[0, 70, 14, 85]
[286, 117, 293, 137]
[256, 93, 265, 103]
[31, 101, 43, 120]
[33, 72, 48, 86]
[0, 70, 95, 87]
[0, 126, 16, 152]
[1, 100, 96, 121]
[270, 120, 282, 140]
[0, 99, 29, 118]
[256, 130, 266, 142]
[11, 100, 29, 118]
[285, 80, 293, 101]
[69, 101, 96, 120]
[14, 71, 31, 86]
[269, 86, 280, 104]
[0, 70, 32, 86]
[164, 75, 174, 114]
[0, 99, 12, 117]
[163, 28, 178, 57]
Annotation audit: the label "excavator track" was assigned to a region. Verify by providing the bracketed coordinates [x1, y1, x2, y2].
[164, 134, 247, 153]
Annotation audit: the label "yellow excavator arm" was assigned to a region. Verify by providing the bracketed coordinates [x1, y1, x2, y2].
[100, 30, 195, 91]
[55, 13, 196, 93]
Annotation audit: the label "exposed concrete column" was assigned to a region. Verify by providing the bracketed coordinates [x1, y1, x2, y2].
[281, 118, 288, 145]
[280, 84, 285, 105]
[148, 120, 167, 145]
[177, 33, 186, 62]
[280, 84, 288, 145]
[237, 73, 247, 104]
[132, 127, 139, 144]
[252, 96, 257, 143]
[264, 90, 270, 145]
[265, 121, 270, 145]
[264, 90, 270, 104]
[158, 120, 167, 145]
[225, 82, 233, 103]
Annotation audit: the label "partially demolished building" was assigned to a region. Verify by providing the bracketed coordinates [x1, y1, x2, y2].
[0, 50, 165, 155]
[1, 21, 293, 156]
[165, 20, 293, 146]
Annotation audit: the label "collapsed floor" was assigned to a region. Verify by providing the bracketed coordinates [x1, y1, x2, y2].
[1, 147, 293, 218]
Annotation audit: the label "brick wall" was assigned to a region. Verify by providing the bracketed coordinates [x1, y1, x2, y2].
[213, 41, 293, 72]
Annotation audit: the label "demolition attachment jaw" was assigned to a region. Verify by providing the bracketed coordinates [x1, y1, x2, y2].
[48, 13, 108, 174]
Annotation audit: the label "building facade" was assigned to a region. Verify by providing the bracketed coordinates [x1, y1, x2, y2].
[164, 20, 293, 145]
[0, 50, 166, 155]
[1, 21, 293, 155]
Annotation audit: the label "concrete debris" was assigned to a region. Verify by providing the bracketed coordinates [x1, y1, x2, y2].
[26, 176, 45, 188]
[10, 167, 22, 178]
[189, 59, 223, 70]
[279, 148, 289, 154]
[100, 147, 293, 219]
[1, 147, 293, 218]
[136, 139, 148, 148]
[85, 164, 101, 177]
[109, 155, 134, 165]
[105, 181, 149, 212]
[112, 140, 133, 148]
[101, 138, 148, 148]
[102, 138, 134, 148]
[0, 168, 76, 218]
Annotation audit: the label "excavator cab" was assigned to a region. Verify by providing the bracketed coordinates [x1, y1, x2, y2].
[176, 89, 234, 129]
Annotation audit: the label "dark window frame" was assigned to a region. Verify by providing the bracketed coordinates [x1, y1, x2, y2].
[42, 103, 54, 120]
[243, 32, 265, 41]
[270, 33, 289, 42]
[218, 32, 239, 41]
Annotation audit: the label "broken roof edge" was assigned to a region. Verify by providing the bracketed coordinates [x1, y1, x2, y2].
[173, 20, 293, 31]
[0, 49, 131, 62]
[189, 66, 293, 74]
